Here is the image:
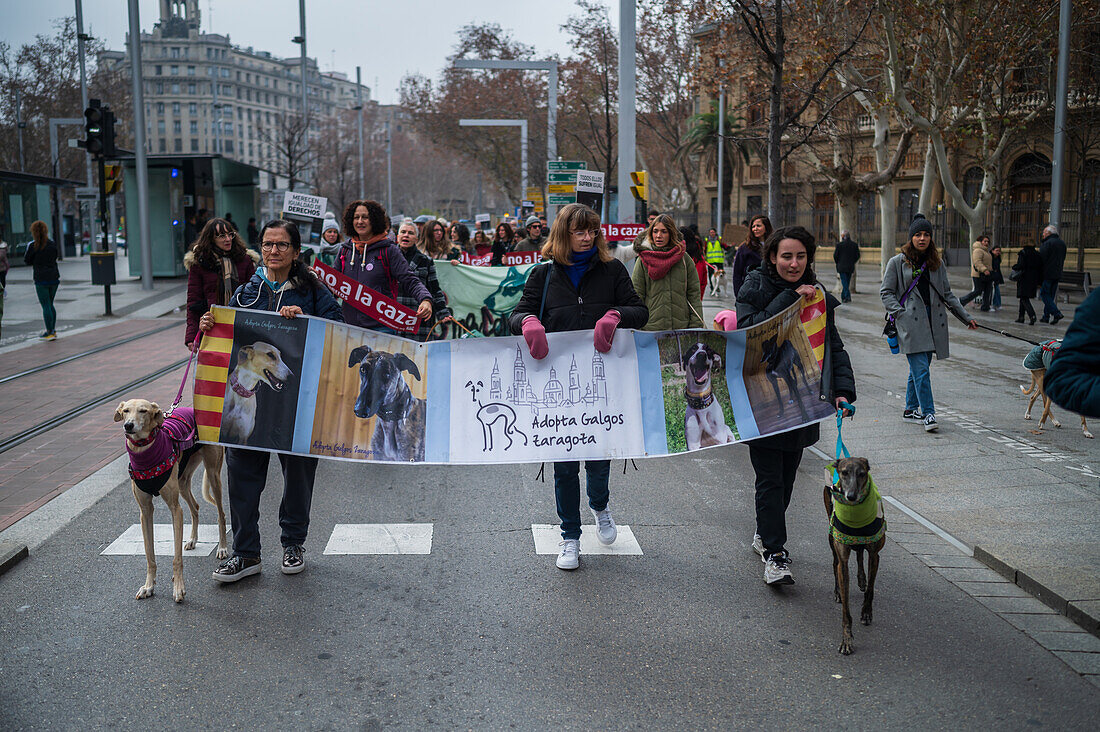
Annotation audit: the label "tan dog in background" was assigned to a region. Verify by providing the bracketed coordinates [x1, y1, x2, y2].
[1021, 341, 1092, 439]
[116, 399, 227, 602]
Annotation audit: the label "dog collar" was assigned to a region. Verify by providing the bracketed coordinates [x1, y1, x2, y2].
[684, 388, 714, 410]
[127, 431, 159, 448]
[229, 370, 255, 398]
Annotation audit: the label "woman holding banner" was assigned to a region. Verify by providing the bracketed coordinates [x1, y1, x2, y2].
[631, 214, 704, 331]
[335, 199, 433, 332]
[396, 219, 452, 340]
[198, 219, 343, 583]
[736, 225, 856, 587]
[509, 203, 648, 571]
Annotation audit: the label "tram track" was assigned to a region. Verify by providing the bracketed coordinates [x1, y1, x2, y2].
[0, 321, 183, 385]
[0, 356, 192, 456]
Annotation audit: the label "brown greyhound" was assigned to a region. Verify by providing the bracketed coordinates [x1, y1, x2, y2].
[823, 457, 885, 655]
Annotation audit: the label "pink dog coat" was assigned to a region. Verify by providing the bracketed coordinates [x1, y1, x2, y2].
[126, 407, 200, 496]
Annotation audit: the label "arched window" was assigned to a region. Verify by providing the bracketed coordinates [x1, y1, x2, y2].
[1003, 153, 1052, 249]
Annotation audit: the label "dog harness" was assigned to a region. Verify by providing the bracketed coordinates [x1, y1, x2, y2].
[127, 408, 200, 497]
[826, 468, 886, 546]
[684, 387, 714, 410]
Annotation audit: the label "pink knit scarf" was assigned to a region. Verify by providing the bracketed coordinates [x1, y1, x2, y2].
[637, 243, 686, 281]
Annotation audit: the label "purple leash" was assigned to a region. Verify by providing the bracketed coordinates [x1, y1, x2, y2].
[165, 333, 203, 418]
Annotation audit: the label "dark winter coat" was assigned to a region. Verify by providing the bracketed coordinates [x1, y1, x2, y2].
[1011, 245, 1043, 299]
[24, 240, 60, 284]
[736, 267, 856, 450]
[184, 248, 260, 344]
[509, 256, 648, 335]
[1045, 288, 1100, 418]
[397, 244, 452, 340]
[230, 262, 343, 322]
[1039, 233, 1067, 281]
[512, 233, 546, 253]
[335, 237, 431, 330]
[731, 244, 763, 297]
[833, 236, 861, 274]
[990, 249, 1004, 286]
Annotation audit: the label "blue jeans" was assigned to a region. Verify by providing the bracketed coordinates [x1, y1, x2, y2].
[1039, 280, 1062, 319]
[839, 272, 852, 302]
[992, 282, 1001, 309]
[905, 351, 935, 416]
[553, 460, 610, 540]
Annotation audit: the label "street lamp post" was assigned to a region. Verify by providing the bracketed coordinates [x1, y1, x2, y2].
[618, 0, 636, 224]
[453, 59, 556, 219]
[292, 0, 309, 191]
[128, 0, 152, 290]
[458, 119, 528, 200]
[356, 66, 365, 199]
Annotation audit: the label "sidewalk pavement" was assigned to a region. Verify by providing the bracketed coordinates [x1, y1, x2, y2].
[0, 252, 188, 349]
[2, 257, 1097, 640]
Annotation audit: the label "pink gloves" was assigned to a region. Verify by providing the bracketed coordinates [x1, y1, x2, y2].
[522, 316, 549, 360]
[594, 311, 621, 353]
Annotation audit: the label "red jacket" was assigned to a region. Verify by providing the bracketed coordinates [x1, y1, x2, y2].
[184, 249, 259, 345]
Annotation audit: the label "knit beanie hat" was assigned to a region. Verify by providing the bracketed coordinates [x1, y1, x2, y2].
[321, 216, 340, 235]
[525, 215, 541, 228]
[908, 213, 933, 238]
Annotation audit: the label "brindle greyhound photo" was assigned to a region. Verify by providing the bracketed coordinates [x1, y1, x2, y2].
[348, 344, 426, 461]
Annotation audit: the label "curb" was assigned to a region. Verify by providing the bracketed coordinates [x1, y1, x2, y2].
[974, 545, 1100, 638]
[0, 541, 29, 576]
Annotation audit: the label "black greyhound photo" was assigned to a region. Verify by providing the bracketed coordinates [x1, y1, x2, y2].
[760, 334, 810, 420]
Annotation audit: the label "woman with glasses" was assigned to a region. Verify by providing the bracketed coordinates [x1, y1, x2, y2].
[419, 219, 452, 260]
[184, 217, 258, 349]
[631, 213, 704, 331]
[508, 203, 648, 572]
[197, 219, 343, 583]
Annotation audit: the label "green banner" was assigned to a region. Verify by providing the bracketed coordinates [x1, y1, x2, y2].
[435, 262, 539, 338]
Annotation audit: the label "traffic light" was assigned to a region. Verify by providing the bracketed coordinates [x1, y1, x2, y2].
[84, 99, 104, 155]
[102, 108, 117, 158]
[630, 170, 648, 201]
[104, 165, 123, 196]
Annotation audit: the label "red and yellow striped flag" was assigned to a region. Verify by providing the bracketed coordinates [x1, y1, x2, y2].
[800, 288, 827, 368]
[194, 307, 235, 442]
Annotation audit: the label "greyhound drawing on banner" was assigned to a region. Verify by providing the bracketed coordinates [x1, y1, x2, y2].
[466, 380, 528, 452]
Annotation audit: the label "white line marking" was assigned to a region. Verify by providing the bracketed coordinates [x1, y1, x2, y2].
[323, 523, 433, 555]
[806, 445, 831, 461]
[881, 496, 973, 556]
[531, 524, 643, 555]
[101, 524, 226, 556]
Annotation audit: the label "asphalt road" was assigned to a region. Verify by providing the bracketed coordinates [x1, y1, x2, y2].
[1, 447, 1097, 729]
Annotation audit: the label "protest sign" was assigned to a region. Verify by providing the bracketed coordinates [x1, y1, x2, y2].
[458, 251, 542, 267]
[576, 170, 605, 211]
[281, 191, 329, 250]
[602, 223, 646, 241]
[310, 261, 421, 334]
[194, 290, 833, 464]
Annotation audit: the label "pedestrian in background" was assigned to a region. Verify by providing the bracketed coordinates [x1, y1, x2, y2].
[491, 222, 514, 265]
[513, 216, 546, 252]
[833, 230, 860, 303]
[1038, 224, 1067, 325]
[632, 213, 704, 331]
[318, 215, 342, 264]
[0, 230, 9, 289]
[448, 222, 471, 260]
[1011, 238, 1043, 325]
[184, 217, 259, 349]
[509, 203, 648, 571]
[199, 219, 343, 582]
[880, 214, 976, 434]
[24, 220, 60, 340]
[960, 234, 993, 311]
[336, 200, 433, 332]
[471, 228, 492, 257]
[395, 219, 452, 341]
[246, 217, 260, 247]
[732, 215, 770, 298]
[736, 225, 855, 586]
[419, 219, 451, 261]
[683, 224, 709, 294]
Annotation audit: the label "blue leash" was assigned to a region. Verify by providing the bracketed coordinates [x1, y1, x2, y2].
[831, 401, 855, 485]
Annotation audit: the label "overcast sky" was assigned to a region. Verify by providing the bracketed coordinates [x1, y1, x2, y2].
[5, 0, 596, 104]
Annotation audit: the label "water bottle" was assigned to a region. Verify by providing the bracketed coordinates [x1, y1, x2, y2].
[887, 333, 899, 354]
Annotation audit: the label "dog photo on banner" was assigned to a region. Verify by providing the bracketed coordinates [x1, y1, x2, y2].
[656, 331, 740, 452]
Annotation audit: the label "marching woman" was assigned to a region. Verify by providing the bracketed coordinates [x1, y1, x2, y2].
[335, 199, 432, 333]
[509, 203, 648, 571]
[631, 213, 704, 331]
[737, 225, 856, 585]
[198, 219, 343, 582]
[395, 219, 452, 341]
[23, 220, 60, 340]
[471, 228, 492, 258]
[419, 219, 452, 260]
[880, 214, 977, 433]
[492, 222, 515, 264]
[731, 214, 770, 298]
[184, 217, 258, 349]
[1011, 237, 1043, 324]
[448, 222, 472, 260]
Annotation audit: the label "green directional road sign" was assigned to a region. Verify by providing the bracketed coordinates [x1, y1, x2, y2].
[547, 172, 578, 183]
[547, 161, 587, 171]
[548, 194, 577, 205]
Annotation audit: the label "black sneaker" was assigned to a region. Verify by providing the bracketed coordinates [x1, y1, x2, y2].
[212, 555, 261, 583]
[281, 545, 305, 575]
[902, 408, 924, 423]
[923, 413, 939, 432]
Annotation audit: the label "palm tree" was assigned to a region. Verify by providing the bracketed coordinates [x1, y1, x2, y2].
[677, 101, 753, 220]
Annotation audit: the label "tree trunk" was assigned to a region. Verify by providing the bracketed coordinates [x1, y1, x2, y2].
[836, 191, 857, 239]
[917, 138, 936, 215]
[767, 2, 784, 220]
[879, 186, 897, 278]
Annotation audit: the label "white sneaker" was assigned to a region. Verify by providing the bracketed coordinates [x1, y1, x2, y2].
[752, 534, 766, 559]
[556, 539, 580, 570]
[590, 505, 617, 545]
[764, 551, 794, 585]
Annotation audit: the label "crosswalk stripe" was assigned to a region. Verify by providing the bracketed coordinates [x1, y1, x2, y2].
[100, 524, 227, 556]
[323, 523, 434, 555]
[530, 524, 643, 555]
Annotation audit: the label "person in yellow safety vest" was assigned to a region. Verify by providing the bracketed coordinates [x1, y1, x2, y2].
[705, 232, 726, 270]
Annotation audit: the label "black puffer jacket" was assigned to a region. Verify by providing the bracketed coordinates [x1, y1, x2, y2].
[509, 257, 648, 335]
[736, 267, 856, 449]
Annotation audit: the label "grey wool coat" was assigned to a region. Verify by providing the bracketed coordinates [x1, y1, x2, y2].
[880, 253, 970, 359]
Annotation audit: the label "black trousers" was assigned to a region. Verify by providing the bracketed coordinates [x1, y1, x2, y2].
[748, 444, 804, 558]
[1018, 297, 1035, 321]
[960, 276, 992, 310]
[226, 447, 318, 559]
